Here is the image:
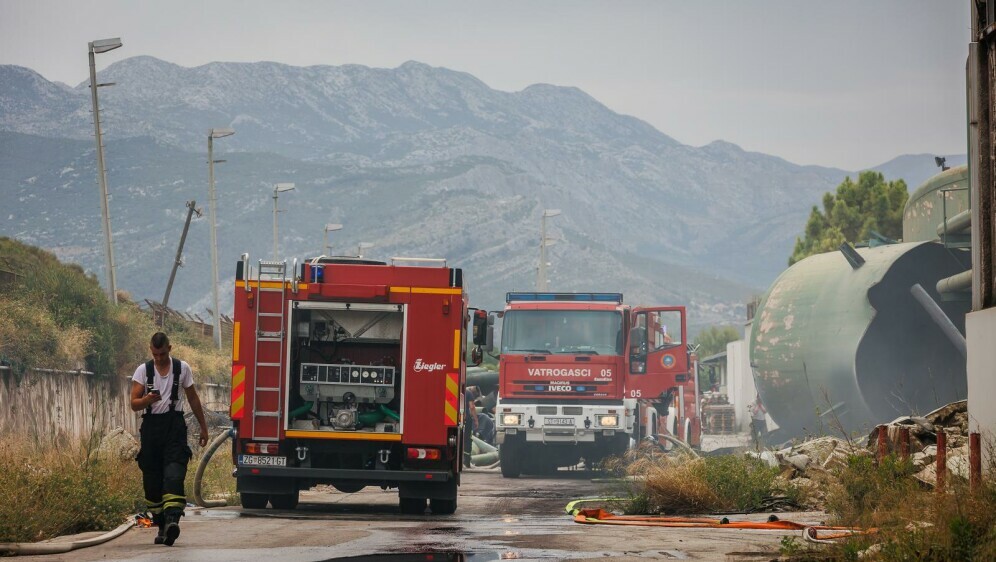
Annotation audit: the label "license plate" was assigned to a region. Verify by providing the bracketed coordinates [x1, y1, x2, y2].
[239, 454, 287, 467]
[544, 417, 575, 426]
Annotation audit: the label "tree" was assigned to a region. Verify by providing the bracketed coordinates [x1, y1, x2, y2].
[694, 325, 740, 391]
[788, 171, 908, 266]
[694, 325, 741, 358]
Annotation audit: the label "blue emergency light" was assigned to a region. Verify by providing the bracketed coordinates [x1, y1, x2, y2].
[505, 292, 623, 303]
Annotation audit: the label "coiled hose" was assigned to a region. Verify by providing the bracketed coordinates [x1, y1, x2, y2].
[193, 427, 235, 508]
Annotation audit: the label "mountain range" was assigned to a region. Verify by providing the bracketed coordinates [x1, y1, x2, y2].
[0, 57, 963, 330]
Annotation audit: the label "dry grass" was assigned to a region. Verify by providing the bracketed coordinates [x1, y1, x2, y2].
[609, 444, 801, 514]
[0, 435, 143, 543]
[812, 454, 996, 561]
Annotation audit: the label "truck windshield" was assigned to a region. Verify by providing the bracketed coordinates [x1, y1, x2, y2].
[501, 310, 623, 355]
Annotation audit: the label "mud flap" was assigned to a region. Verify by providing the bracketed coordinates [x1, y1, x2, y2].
[399, 480, 456, 500]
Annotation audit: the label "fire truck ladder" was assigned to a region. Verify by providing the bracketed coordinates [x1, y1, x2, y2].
[252, 260, 288, 441]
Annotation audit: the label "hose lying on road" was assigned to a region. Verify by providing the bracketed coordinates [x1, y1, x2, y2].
[0, 520, 133, 555]
[568, 504, 877, 540]
[193, 427, 235, 508]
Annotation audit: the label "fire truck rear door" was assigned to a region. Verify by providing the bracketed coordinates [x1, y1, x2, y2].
[626, 307, 688, 400]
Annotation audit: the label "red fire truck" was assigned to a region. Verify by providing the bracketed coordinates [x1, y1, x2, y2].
[229, 255, 483, 514]
[492, 292, 700, 477]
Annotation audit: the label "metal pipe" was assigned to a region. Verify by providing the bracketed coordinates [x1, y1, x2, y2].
[936, 209, 972, 237]
[970, 432, 982, 491]
[936, 270, 973, 295]
[910, 284, 967, 359]
[936, 430, 947, 491]
[163, 200, 197, 310]
[876, 425, 887, 463]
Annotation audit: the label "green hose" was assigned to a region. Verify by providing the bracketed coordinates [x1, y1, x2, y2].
[289, 401, 314, 419]
[379, 404, 400, 421]
[357, 409, 386, 426]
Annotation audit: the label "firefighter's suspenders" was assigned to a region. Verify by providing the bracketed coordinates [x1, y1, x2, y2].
[144, 358, 182, 415]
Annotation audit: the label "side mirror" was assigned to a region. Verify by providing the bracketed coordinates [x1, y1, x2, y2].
[472, 310, 488, 346]
[471, 346, 484, 367]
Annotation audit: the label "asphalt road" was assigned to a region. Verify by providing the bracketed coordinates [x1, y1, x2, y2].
[14, 467, 822, 561]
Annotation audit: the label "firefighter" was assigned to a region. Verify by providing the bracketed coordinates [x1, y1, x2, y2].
[129, 332, 209, 546]
[463, 386, 480, 467]
[749, 395, 767, 447]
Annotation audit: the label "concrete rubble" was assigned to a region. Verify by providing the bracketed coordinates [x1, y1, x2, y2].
[759, 400, 971, 499]
[90, 427, 140, 462]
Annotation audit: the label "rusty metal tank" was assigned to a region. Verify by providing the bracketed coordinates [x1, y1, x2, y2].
[749, 241, 969, 439]
[903, 165, 969, 243]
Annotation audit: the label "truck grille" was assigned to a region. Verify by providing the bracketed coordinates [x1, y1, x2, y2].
[536, 406, 558, 415]
[562, 406, 583, 415]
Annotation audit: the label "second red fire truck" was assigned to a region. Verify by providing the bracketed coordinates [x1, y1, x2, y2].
[491, 292, 701, 477]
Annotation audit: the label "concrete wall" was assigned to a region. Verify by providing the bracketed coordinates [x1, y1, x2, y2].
[967, 308, 996, 472]
[0, 367, 230, 440]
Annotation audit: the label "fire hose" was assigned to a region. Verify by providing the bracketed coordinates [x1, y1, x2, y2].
[193, 427, 236, 508]
[0, 521, 133, 555]
[566, 501, 875, 541]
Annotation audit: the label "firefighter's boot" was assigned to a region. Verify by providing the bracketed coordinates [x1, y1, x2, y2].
[162, 510, 181, 546]
[152, 513, 166, 545]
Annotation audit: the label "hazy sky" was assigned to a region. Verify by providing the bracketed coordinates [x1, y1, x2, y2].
[0, 1, 970, 170]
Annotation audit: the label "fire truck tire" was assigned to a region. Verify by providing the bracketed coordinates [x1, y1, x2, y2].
[240, 492, 268, 509]
[430, 496, 458, 515]
[499, 442, 522, 478]
[399, 496, 427, 515]
[269, 492, 299, 510]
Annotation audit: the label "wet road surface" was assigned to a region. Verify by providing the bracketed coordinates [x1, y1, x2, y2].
[16, 467, 821, 561]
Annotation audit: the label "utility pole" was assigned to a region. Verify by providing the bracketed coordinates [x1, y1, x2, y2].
[88, 38, 122, 304]
[162, 200, 201, 311]
[537, 209, 561, 291]
[207, 128, 234, 349]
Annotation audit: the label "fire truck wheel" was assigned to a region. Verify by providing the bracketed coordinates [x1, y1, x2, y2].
[239, 492, 268, 509]
[499, 442, 521, 478]
[269, 492, 299, 510]
[399, 496, 427, 515]
[430, 496, 457, 515]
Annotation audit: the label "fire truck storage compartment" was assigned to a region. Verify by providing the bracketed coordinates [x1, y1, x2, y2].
[288, 301, 404, 434]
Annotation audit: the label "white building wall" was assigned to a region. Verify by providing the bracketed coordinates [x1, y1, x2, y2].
[967, 308, 996, 473]
[727, 339, 754, 432]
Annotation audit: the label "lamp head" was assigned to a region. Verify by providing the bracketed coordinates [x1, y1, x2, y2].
[89, 38, 122, 54]
[325, 223, 343, 233]
[209, 128, 235, 139]
[274, 183, 295, 193]
[543, 209, 562, 218]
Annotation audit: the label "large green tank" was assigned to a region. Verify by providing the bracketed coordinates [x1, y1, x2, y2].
[903, 166, 969, 243]
[750, 241, 969, 438]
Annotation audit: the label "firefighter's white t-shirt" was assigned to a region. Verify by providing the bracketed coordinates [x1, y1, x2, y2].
[131, 358, 195, 415]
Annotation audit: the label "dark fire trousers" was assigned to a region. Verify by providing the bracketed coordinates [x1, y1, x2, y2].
[137, 411, 193, 515]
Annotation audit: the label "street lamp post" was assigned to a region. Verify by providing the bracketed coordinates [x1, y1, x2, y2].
[537, 209, 561, 291]
[357, 242, 374, 258]
[88, 37, 122, 304]
[272, 183, 295, 260]
[323, 223, 343, 255]
[208, 127, 235, 349]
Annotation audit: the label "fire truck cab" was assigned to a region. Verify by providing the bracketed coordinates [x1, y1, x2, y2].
[230, 255, 481, 514]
